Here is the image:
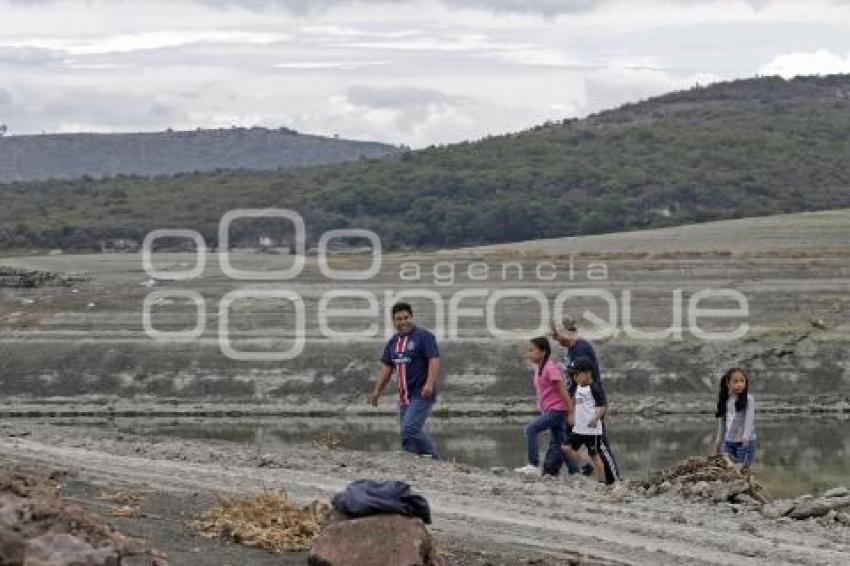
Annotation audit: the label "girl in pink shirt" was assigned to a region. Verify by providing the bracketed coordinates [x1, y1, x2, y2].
[515, 336, 573, 475]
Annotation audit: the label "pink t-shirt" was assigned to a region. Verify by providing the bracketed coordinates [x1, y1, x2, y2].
[533, 359, 567, 412]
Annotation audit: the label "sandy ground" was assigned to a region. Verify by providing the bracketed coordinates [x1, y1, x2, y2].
[1, 421, 848, 565]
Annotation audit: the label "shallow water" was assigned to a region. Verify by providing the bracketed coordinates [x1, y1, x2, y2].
[93, 413, 850, 500]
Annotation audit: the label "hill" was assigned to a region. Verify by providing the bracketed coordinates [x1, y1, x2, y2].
[0, 126, 398, 182]
[447, 208, 850, 258]
[1, 74, 850, 251]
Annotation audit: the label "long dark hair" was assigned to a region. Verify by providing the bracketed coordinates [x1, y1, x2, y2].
[715, 367, 750, 417]
[529, 336, 551, 376]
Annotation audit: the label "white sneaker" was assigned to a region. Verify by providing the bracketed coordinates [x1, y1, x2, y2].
[513, 464, 540, 475]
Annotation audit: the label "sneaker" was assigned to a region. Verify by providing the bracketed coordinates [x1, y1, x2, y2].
[513, 464, 540, 475]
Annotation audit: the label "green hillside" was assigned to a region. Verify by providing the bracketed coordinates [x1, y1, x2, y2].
[2, 74, 850, 251]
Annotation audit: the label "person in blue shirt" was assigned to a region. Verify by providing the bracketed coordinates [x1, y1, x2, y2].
[552, 317, 622, 484]
[554, 317, 602, 385]
[369, 302, 441, 459]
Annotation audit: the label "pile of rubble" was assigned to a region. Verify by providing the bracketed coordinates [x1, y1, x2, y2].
[637, 456, 850, 526]
[636, 455, 767, 505]
[762, 487, 850, 525]
[0, 470, 146, 565]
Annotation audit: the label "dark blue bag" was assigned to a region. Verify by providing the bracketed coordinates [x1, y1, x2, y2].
[332, 480, 431, 524]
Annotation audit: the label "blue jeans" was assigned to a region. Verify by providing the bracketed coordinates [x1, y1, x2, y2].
[724, 440, 755, 468]
[399, 397, 439, 459]
[524, 411, 566, 468]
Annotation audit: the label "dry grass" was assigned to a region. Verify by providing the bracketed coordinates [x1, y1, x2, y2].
[98, 489, 144, 518]
[193, 490, 330, 552]
[109, 505, 142, 518]
[98, 489, 143, 505]
[312, 431, 342, 449]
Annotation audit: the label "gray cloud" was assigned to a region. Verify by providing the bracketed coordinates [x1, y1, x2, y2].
[2, 0, 850, 146]
[0, 86, 187, 134]
[12, 0, 598, 15]
[0, 46, 61, 66]
[194, 0, 789, 16]
[1, 0, 841, 18]
[341, 85, 466, 133]
[346, 85, 459, 109]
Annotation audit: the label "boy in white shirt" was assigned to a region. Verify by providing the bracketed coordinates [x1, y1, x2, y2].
[562, 357, 608, 483]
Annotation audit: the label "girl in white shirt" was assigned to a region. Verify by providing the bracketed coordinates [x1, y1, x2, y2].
[714, 367, 756, 470]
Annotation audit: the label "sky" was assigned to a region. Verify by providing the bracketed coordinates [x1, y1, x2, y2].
[1, 0, 850, 147]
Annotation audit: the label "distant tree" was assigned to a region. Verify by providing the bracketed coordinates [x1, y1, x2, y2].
[0, 124, 7, 137]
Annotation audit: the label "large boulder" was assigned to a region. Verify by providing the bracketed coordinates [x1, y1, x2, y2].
[788, 495, 850, 520]
[308, 515, 443, 566]
[0, 470, 144, 565]
[824, 487, 849, 499]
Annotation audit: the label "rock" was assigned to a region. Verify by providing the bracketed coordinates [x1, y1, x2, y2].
[818, 510, 838, 527]
[257, 454, 276, 467]
[670, 513, 688, 524]
[789, 499, 832, 520]
[693, 481, 711, 497]
[308, 515, 443, 566]
[836, 512, 850, 526]
[824, 496, 850, 512]
[794, 494, 814, 504]
[732, 493, 760, 506]
[0, 528, 26, 564]
[0, 470, 140, 565]
[27, 532, 120, 565]
[711, 479, 749, 503]
[824, 487, 850, 498]
[489, 467, 508, 476]
[762, 500, 795, 519]
[739, 522, 758, 535]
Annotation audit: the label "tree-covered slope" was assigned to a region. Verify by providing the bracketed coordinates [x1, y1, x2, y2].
[0, 126, 397, 182]
[1, 74, 849, 251]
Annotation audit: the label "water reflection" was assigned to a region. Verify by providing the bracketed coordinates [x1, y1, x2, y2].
[108, 414, 849, 500]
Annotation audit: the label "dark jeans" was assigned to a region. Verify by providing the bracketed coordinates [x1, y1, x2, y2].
[524, 411, 566, 468]
[560, 424, 581, 474]
[399, 397, 439, 459]
[724, 440, 755, 468]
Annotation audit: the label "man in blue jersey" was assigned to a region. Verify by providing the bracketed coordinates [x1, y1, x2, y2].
[369, 302, 441, 459]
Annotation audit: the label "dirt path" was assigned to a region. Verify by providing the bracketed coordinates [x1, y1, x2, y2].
[1, 422, 848, 565]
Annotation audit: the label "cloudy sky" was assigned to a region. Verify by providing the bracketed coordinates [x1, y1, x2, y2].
[1, 0, 850, 147]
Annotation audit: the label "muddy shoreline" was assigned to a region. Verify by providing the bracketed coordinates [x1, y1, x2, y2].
[1, 421, 848, 565]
